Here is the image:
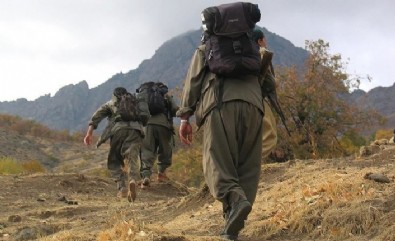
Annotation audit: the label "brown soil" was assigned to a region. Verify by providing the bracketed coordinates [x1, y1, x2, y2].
[0, 136, 394, 241]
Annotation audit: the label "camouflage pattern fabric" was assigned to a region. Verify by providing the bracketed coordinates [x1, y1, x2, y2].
[108, 128, 142, 189]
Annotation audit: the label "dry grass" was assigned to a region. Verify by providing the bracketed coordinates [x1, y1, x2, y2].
[0, 157, 46, 174]
[245, 156, 394, 241]
[21, 160, 46, 173]
[0, 157, 24, 174]
[9, 146, 386, 241]
[97, 220, 139, 241]
[93, 147, 394, 241]
[40, 230, 92, 241]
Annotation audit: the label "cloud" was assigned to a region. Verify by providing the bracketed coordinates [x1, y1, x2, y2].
[0, 0, 394, 101]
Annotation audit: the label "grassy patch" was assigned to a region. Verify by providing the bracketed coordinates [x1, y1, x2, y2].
[0, 157, 46, 174]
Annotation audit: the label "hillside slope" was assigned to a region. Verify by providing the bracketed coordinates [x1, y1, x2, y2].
[0, 27, 308, 132]
[1, 144, 394, 241]
[349, 83, 395, 128]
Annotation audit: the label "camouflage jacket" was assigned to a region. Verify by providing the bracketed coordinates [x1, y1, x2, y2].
[89, 95, 144, 147]
[176, 44, 264, 127]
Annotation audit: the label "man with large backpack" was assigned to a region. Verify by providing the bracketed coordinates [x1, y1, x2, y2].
[138, 82, 179, 187]
[83, 87, 149, 202]
[177, 2, 263, 240]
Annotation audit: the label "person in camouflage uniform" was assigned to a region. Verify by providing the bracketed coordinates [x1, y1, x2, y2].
[140, 88, 179, 187]
[253, 28, 278, 159]
[83, 87, 144, 202]
[177, 43, 265, 239]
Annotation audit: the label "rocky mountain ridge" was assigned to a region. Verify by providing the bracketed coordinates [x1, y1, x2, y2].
[1, 27, 393, 132]
[348, 82, 395, 128]
[0, 27, 308, 132]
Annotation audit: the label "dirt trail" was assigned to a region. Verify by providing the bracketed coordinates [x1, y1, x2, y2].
[1, 146, 395, 241]
[0, 173, 192, 241]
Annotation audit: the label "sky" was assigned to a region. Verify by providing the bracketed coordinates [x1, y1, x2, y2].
[0, 0, 394, 101]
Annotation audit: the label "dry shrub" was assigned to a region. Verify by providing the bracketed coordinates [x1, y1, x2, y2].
[374, 128, 393, 140]
[21, 160, 46, 173]
[98, 220, 150, 241]
[58, 159, 92, 173]
[39, 230, 91, 241]
[318, 204, 382, 240]
[246, 159, 393, 241]
[170, 146, 204, 187]
[85, 167, 110, 178]
[377, 224, 395, 241]
[0, 157, 24, 174]
[170, 125, 204, 187]
[287, 178, 382, 240]
[0, 157, 46, 174]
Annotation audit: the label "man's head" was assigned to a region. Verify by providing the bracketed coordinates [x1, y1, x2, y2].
[113, 87, 127, 99]
[252, 28, 266, 48]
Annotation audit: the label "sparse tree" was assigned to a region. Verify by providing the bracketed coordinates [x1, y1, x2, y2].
[275, 40, 383, 159]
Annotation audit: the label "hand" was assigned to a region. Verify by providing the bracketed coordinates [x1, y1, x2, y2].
[84, 134, 93, 146]
[179, 121, 193, 145]
[84, 125, 94, 146]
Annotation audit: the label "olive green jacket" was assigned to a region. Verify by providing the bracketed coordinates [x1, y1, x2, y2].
[176, 45, 264, 126]
[147, 94, 179, 129]
[89, 95, 144, 147]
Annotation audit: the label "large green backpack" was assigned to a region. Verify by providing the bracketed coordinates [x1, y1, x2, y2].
[137, 82, 168, 115]
[116, 92, 150, 126]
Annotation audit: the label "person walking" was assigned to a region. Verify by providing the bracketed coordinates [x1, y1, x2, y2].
[177, 3, 263, 239]
[252, 28, 278, 159]
[139, 82, 179, 187]
[83, 87, 145, 202]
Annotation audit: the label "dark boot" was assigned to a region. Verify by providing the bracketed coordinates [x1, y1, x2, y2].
[221, 200, 252, 239]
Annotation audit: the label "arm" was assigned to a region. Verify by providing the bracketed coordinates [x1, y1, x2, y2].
[84, 125, 94, 146]
[177, 46, 207, 145]
[177, 46, 207, 119]
[83, 102, 112, 146]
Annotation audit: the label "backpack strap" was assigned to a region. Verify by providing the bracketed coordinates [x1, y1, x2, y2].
[215, 77, 225, 110]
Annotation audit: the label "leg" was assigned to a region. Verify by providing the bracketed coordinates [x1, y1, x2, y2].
[107, 132, 128, 192]
[156, 125, 173, 174]
[262, 99, 277, 159]
[121, 129, 143, 182]
[140, 124, 158, 179]
[120, 129, 143, 202]
[203, 101, 263, 238]
[223, 102, 263, 238]
[203, 104, 246, 210]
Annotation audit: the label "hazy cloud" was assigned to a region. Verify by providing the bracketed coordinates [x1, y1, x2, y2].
[0, 0, 394, 101]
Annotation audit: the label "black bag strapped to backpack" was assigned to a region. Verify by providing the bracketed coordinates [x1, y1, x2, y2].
[201, 2, 261, 77]
[137, 82, 169, 115]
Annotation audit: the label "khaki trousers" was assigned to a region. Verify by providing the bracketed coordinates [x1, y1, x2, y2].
[203, 101, 263, 211]
[262, 100, 277, 159]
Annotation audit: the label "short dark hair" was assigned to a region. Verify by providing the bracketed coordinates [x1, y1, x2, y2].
[252, 28, 265, 43]
[113, 87, 127, 98]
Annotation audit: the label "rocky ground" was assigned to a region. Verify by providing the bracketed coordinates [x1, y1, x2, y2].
[0, 129, 394, 241]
